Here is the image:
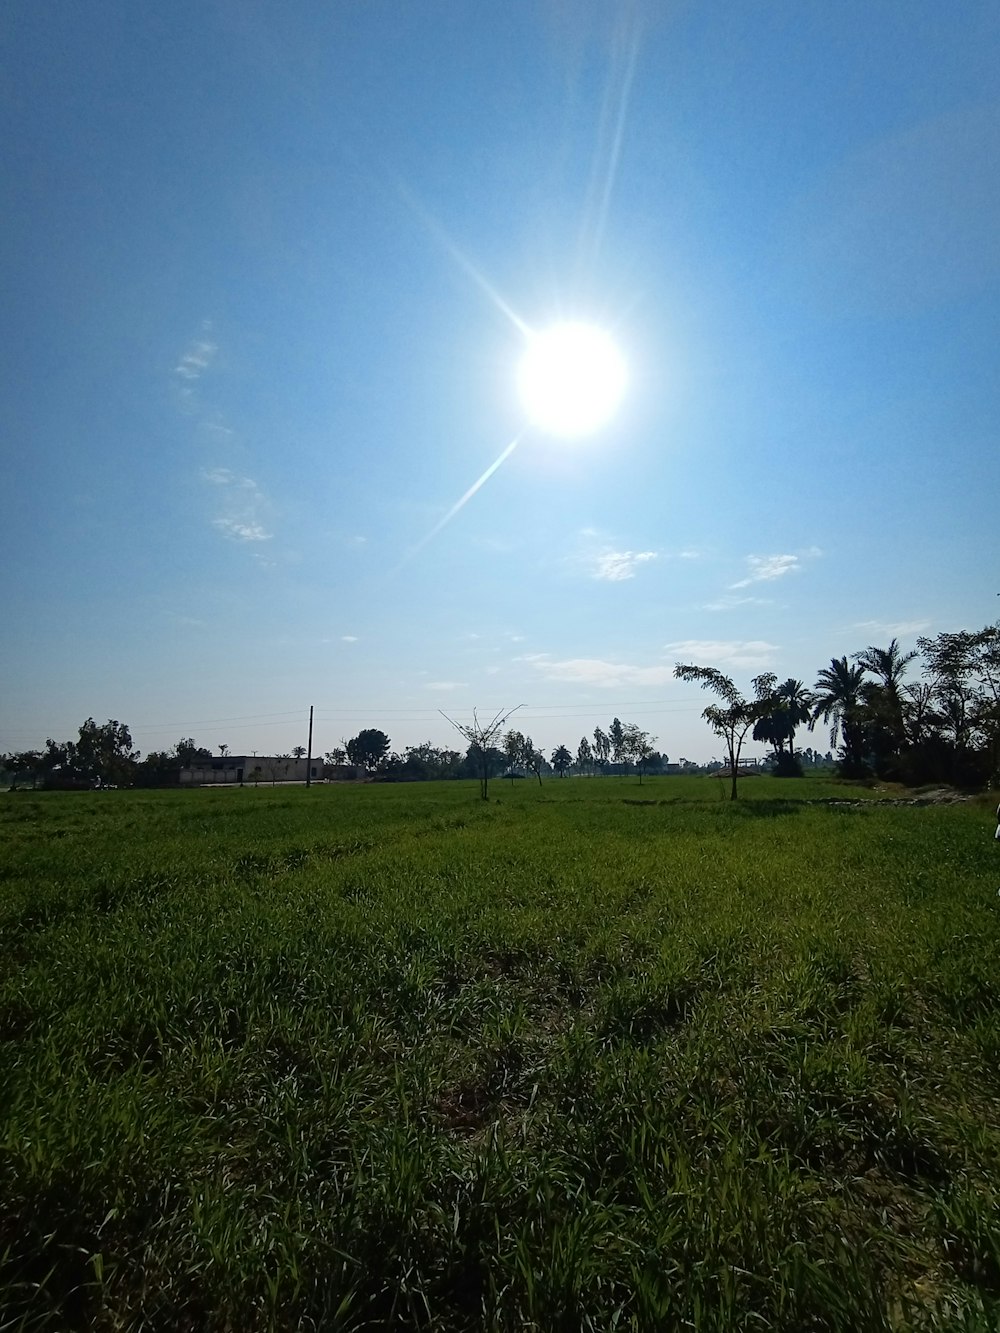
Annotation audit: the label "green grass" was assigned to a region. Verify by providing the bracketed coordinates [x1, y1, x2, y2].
[2, 776, 999, 1330]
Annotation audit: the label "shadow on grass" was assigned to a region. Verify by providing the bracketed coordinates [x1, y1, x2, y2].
[729, 800, 805, 818]
[620, 797, 805, 817]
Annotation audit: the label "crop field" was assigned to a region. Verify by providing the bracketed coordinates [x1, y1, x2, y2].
[2, 777, 999, 1331]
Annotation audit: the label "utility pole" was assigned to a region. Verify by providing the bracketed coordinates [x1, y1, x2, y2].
[305, 705, 314, 787]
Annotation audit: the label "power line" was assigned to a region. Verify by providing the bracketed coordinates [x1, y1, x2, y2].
[2, 699, 708, 746]
[310, 700, 703, 718]
[131, 710, 304, 728]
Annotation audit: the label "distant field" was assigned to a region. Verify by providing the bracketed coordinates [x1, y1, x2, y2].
[2, 777, 999, 1330]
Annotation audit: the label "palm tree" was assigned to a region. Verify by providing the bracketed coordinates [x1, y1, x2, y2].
[752, 678, 812, 763]
[811, 657, 868, 774]
[775, 678, 813, 758]
[753, 707, 792, 755]
[854, 638, 918, 766]
[854, 638, 918, 697]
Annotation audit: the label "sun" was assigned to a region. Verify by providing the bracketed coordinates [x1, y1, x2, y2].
[517, 321, 627, 439]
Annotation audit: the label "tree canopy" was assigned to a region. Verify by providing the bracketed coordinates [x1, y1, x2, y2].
[345, 729, 391, 772]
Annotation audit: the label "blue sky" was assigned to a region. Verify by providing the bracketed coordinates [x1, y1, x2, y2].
[2, 0, 998, 764]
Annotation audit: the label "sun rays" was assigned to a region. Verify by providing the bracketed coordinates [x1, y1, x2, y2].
[396, 434, 523, 571]
[391, 7, 643, 567]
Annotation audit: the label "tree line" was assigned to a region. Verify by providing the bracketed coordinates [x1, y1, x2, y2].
[0, 727, 317, 791]
[4, 623, 997, 793]
[677, 621, 1000, 798]
[1, 715, 661, 792]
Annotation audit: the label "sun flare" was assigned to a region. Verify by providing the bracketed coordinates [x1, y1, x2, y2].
[517, 322, 627, 439]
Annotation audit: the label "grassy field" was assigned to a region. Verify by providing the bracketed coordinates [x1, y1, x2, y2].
[2, 776, 999, 1331]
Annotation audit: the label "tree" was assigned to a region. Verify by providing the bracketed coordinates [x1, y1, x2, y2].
[134, 750, 177, 787]
[219, 743, 229, 758]
[458, 743, 505, 785]
[375, 752, 404, 780]
[325, 747, 347, 766]
[441, 707, 522, 799]
[8, 750, 43, 790]
[901, 681, 938, 748]
[609, 717, 625, 770]
[853, 638, 918, 773]
[292, 745, 306, 759]
[503, 728, 526, 783]
[576, 736, 593, 775]
[753, 678, 812, 775]
[674, 665, 775, 799]
[346, 729, 391, 772]
[521, 735, 544, 786]
[40, 738, 72, 782]
[551, 744, 572, 777]
[918, 622, 1000, 785]
[397, 742, 462, 781]
[776, 679, 813, 759]
[811, 657, 868, 776]
[593, 727, 610, 774]
[856, 637, 917, 701]
[74, 719, 138, 787]
[622, 724, 655, 783]
[175, 738, 212, 768]
[753, 706, 792, 757]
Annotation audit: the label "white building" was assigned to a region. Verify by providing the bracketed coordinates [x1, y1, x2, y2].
[179, 755, 324, 785]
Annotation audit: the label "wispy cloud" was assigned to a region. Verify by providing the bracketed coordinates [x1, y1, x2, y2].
[703, 594, 774, 612]
[592, 549, 658, 581]
[341, 634, 359, 643]
[176, 325, 279, 548]
[574, 529, 660, 582]
[852, 618, 930, 639]
[201, 418, 235, 441]
[666, 639, 779, 669]
[213, 518, 271, 543]
[203, 469, 272, 543]
[524, 656, 677, 688]
[730, 548, 821, 589]
[425, 681, 466, 691]
[731, 554, 798, 588]
[174, 324, 217, 382]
